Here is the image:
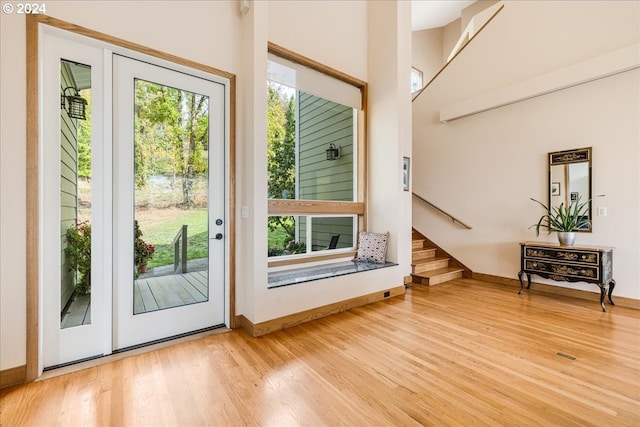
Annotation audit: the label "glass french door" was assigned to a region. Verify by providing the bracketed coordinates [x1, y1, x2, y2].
[113, 55, 226, 350]
[42, 30, 227, 369]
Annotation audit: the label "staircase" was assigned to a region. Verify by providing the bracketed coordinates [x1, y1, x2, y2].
[411, 230, 464, 286]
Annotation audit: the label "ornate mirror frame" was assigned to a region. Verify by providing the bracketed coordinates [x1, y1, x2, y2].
[548, 147, 592, 232]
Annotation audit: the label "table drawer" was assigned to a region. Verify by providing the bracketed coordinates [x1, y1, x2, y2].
[524, 260, 600, 281]
[524, 246, 599, 266]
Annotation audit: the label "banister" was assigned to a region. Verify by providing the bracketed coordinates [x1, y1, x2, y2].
[412, 192, 472, 230]
[412, 3, 505, 103]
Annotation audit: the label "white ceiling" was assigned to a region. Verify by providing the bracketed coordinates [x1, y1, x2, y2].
[412, 0, 476, 31]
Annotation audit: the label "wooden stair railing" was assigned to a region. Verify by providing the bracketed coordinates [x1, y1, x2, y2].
[412, 192, 472, 229]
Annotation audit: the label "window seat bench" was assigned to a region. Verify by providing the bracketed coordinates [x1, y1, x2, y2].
[268, 260, 397, 288]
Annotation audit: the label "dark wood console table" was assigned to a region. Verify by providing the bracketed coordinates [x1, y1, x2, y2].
[518, 241, 615, 312]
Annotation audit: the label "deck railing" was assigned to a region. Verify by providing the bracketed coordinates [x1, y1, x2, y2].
[173, 225, 188, 273]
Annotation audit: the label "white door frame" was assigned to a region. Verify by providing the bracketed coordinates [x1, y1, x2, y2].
[38, 23, 232, 375]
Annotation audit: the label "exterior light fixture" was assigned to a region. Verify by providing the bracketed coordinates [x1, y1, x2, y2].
[326, 143, 341, 161]
[60, 87, 88, 120]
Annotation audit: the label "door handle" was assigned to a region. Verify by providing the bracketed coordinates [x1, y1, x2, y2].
[215, 233, 223, 240]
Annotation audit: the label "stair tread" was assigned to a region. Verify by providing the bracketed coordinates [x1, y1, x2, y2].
[411, 267, 463, 279]
[411, 256, 449, 266]
[412, 249, 437, 258]
[412, 247, 436, 253]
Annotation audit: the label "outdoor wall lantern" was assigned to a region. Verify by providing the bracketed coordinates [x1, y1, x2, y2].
[60, 87, 88, 120]
[326, 143, 341, 161]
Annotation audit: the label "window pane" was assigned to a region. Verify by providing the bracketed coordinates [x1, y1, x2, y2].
[267, 82, 296, 200]
[133, 79, 210, 314]
[411, 67, 423, 93]
[60, 60, 92, 329]
[268, 216, 307, 257]
[310, 217, 355, 252]
[267, 82, 356, 202]
[268, 215, 355, 258]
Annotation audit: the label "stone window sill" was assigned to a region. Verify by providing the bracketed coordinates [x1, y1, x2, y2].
[268, 260, 397, 288]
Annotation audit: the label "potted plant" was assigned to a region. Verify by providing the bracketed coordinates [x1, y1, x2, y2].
[529, 195, 591, 246]
[135, 220, 155, 273]
[65, 221, 92, 295]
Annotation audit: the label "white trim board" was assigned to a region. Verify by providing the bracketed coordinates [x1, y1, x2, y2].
[440, 43, 640, 122]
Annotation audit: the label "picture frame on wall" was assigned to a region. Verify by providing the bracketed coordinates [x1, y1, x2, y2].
[570, 192, 578, 202]
[403, 157, 410, 191]
[551, 182, 561, 196]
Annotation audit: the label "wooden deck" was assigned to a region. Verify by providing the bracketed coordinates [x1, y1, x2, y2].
[60, 271, 209, 327]
[61, 294, 91, 329]
[134, 270, 208, 314]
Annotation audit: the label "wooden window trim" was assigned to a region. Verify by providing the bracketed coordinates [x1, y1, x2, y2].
[268, 200, 364, 216]
[266, 43, 368, 268]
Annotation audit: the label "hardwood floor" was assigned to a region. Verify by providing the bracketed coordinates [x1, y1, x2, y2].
[1, 278, 639, 426]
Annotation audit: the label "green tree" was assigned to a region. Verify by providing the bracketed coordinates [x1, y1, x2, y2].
[134, 81, 209, 207]
[77, 90, 92, 179]
[267, 84, 296, 239]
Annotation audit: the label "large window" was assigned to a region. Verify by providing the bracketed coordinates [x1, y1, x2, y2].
[267, 44, 366, 263]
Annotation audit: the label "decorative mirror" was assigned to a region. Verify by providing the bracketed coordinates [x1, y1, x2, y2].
[548, 147, 592, 232]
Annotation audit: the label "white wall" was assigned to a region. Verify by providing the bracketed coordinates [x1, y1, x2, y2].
[268, 0, 367, 81]
[442, 18, 462, 63]
[461, 0, 499, 30]
[0, 0, 412, 371]
[0, 10, 28, 372]
[367, 0, 413, 277]
[412, 0, 640, 300]
[412, 28, 444, 85]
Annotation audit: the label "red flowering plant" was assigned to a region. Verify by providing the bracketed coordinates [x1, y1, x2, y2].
[65, 221, 92, 295]
[134, 220, 155, 266]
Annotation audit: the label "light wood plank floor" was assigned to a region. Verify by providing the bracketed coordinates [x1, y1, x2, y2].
[2, 278, 639, 426]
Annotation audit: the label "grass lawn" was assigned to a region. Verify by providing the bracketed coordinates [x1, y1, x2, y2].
[136, 207, 208, 269]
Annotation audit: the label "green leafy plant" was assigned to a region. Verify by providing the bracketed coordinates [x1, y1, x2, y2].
[529, 195, 591, 235]
[65, 221, 91, 295]
[134, 220, 155, 266]
[283, 240, 307, 255]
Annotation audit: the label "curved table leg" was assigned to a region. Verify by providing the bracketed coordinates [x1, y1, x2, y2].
[608, 279, 616, 306]
[598, 284, 607, 312]
[517, 271, 532, 295]
[518, 271, 524, 294]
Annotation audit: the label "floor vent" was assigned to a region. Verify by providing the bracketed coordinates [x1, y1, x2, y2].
[556, 352, 576, 361]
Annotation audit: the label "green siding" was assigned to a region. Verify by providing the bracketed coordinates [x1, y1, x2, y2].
[298, 91, 354, 202]
[297, 92, 355, 249]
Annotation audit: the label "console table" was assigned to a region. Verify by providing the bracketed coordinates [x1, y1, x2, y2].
[518, 241, 615, 312]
